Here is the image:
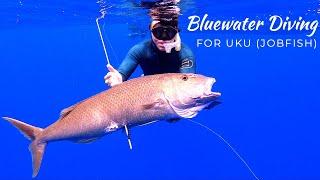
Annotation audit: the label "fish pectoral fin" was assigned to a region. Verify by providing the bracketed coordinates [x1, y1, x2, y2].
[171, 106, 198, 119]
[142, 99, 165, 110]
[75, 137, 100, 144]
[164, 95, 198, 119]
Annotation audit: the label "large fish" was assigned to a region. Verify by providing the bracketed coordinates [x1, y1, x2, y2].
[3, 73, 221, 177]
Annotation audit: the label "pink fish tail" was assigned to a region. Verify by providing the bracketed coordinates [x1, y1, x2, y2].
[3, 116, 46, 178]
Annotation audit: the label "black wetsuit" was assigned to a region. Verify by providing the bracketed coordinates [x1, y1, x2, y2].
[118, 40, 196, 81]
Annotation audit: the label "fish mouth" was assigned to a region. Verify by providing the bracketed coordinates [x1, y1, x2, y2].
[203, 78, 221, 98]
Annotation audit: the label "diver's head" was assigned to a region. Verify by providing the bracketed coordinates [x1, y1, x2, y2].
[150, 20, 181, 53]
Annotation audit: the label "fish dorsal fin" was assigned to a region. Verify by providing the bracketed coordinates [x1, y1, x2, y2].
[60, 98, 88, 119]
[60, 104, 78, 119]
[164, 95, 198, 119]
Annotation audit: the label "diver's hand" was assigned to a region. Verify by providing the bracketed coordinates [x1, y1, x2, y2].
[104, 64, 123, 87]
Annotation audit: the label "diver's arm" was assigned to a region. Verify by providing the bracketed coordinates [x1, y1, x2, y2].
[104, 44, 142, 86]
[179, 45, 196, 73]
[117, 45, 142, 81]
[179, 57, 196, 73]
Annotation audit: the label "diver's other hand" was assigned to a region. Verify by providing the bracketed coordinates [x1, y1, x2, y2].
[104, 64, 123, 87]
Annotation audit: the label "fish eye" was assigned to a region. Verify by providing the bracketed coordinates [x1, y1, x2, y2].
[181, 75, 188, 81]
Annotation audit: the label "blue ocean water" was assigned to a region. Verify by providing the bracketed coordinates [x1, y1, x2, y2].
[0, 0, 319, 179]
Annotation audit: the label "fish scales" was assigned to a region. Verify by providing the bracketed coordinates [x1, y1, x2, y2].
[3, 73, 220, 177]
[40, 74, 175, 142]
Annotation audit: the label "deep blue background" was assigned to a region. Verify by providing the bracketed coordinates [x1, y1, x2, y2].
[0, 0, 319, 179]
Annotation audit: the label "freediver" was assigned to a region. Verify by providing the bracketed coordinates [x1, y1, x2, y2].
[104, 19, 196, 86]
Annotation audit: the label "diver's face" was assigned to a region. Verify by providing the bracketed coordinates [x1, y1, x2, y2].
[151, 24, 178, 51]
[152, 34, 175, 51]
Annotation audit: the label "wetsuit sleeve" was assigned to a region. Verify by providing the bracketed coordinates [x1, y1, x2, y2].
[117, 44, 142, 81]
[179, 45, 196, 73]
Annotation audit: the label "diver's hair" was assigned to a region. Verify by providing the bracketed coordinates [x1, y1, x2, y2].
[149, 20, 179, 30]
[148, 0, 180, 29]
[160, 19, 178, 28]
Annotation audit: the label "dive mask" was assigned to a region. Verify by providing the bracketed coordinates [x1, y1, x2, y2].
[151, 26, 179, 41]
